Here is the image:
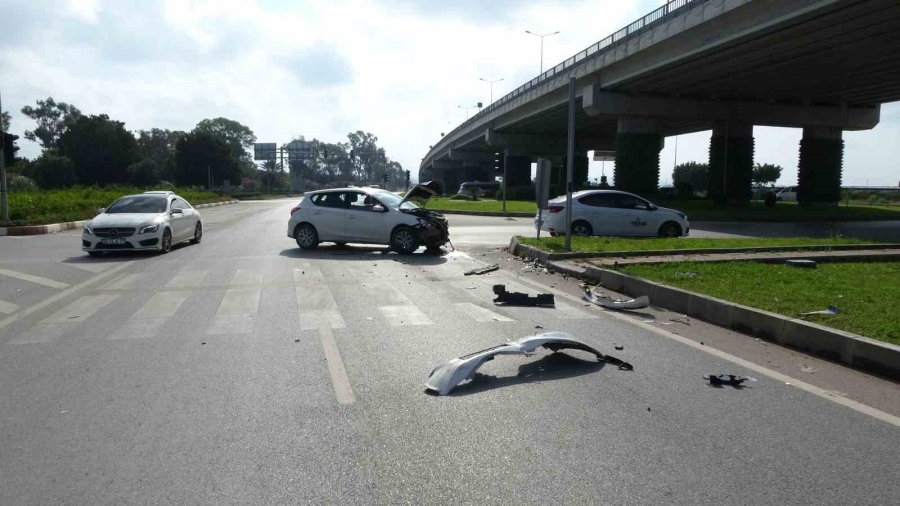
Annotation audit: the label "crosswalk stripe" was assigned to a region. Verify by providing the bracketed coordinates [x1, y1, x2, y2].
[298, 309, 345, 330]
[292, 267, 325, 284]
[41, 294, 119, 324]
[217, 288, 261, 315]
[131, 291, 190, 319]
[295, 284, 338, 310]
[0, 299, 19, 315]
[166, 270, 207, 289]
[454, 302, 514, 322]
[0, 267, 69, 289]
[8, 323, 74, 344]
[108, 318, 168, 340]
[360, 283, 412, 306]
[231, 269, 263, 286]
[207, 314, 255, 334]
[102, 273, 142, 291]
[378, 304, 433, 326]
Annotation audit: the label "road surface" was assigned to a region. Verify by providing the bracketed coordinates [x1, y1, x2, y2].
[0, 200, 897, 504]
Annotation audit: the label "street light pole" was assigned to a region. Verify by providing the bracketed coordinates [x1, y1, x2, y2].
[0, 89, 8, 224]
[479, 77, 504, 104]
[457, 104, 480, 120]
[525, 29, 560, 74]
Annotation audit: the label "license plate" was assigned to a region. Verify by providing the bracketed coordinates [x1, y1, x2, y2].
[101, 238, 126, 245]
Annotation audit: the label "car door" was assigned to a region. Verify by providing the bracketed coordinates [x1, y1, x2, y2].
[614, 194, 657, 236]
[577, 193, 618, 235]
[343, 192, 390, 243]
[179, 197, 200, 235]
[168, 198, 190, 240]
[173, 197, 196, 240]
[309, 192, 347, 242]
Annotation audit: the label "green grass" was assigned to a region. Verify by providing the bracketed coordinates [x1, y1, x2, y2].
[517, 236, 877, 254]
[424, 198, 537, 214]
[6, 187, 229, 226]
[655, 199, 900, 222]
[619, 261, 900, 343]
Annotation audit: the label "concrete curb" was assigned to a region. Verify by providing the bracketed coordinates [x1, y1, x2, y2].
[0, 200, 239, 237]
[548, 259, 900, 381]
[429, 209, 534, 218]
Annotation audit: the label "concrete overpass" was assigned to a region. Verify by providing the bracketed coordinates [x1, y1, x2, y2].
[420, 0, 900, 204]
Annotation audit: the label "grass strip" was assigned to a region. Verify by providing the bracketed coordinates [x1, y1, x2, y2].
[517, 236, 876, 254]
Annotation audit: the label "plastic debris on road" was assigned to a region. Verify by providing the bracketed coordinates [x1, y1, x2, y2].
[464, 264, 499, 276]
[705, 374, 756, 387]
[493, 284, 555, 307]
[799, 305, 839, 316]
[582, 287, 649, 311]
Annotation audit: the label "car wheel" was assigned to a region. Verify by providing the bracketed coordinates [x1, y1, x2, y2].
[87, 251, 103, 257]
[391, 226, 419, 255]
[572, 220, 593, 237]
[190, 222, 202, 244]
[295, 223, 319, 250]
[658, 221, 682, 238]
[160, 228, 173, 253]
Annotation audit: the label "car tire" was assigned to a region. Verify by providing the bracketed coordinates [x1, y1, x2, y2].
[658, 221, 682, 237]
[391, 226, 419, 255]
[190, 222, 202, 244]
[572, 220, 593, 237]
[87, 251, 103, 257]
[160, 228, 173, 253]
[295, 223, 319, 250]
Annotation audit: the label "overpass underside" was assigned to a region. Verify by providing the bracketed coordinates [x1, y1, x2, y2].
[421, 0, 900, 205]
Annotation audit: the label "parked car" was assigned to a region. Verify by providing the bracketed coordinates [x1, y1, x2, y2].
[287, 181, 449, 254]
[82, 191, 203, 256]
[458, 181, 500, 198]
[536, 189, 690, 237]
[776, 186, 798, 201]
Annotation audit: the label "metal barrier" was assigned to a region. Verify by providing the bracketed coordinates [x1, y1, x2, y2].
[427, 0, 710, 162]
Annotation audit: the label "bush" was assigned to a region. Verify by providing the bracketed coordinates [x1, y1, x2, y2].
[30, 153, 78, 189]
[8, 174, 38, 191]
[125, 158, 161, 186]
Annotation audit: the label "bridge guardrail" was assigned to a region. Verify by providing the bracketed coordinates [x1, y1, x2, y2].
[425, 0, 710, 166]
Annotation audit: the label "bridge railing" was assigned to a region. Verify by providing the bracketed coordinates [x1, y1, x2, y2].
[430, 0, 708, 161]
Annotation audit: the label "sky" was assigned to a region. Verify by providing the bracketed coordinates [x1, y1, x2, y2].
[1, 0, 898, 187]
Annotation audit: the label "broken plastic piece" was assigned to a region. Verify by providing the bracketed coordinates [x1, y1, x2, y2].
[786, 259, 817, 269]
[799, 305, 839, 316]
[464, 264, 499, 276]
[493, 284, 554, 307]
[425, 332, 633, 395]
[705, 374, 752, 387]
[582, 288, 649, 310]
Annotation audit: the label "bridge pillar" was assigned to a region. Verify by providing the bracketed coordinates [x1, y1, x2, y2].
[464, 165, 491, 183]
[708, 122, 754, 205]
[614, 118, 662, 196]
[797, 126, 843, 206]
[442, 169, 463, 196]
[505, 154, 532, 187]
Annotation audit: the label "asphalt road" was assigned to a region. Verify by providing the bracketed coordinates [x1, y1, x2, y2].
[1, 200, 898, 504]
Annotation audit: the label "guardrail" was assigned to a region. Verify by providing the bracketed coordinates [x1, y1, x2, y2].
[425, 0, 709, 165]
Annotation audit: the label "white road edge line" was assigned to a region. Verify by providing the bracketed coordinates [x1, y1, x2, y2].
[0, 261, 134, 332]
[0, 267, 70, 289]
[511, 273, 900, 428]
[318, 326, 356, 405]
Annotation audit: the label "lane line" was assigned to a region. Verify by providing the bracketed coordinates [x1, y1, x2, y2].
[319, 326, 355, 405]
[0, 267, 69, 289]
[0, 260, 133, 331]
[41, 294, 119, 324]
[0, 299, 20, 315]
[512, 272, 900, 428]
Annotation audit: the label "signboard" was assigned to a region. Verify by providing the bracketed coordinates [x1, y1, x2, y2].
[593, 150, 615, 162]
[285, 140, 311, 160]
[254, 143, 276, 161]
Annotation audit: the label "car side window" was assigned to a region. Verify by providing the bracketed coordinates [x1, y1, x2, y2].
[178, 197, 193, 209]
[616, 195, 651, 210]
[579, 193, 616, 207]
[170, 199, 182, 211]
[346, 192, 375, 211]
[173, 198, 189, 210]
[316, 192, 346, 208]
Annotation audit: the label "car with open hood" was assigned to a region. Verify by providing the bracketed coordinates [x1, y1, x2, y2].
[287, 181, 449, 254]
[82, 191, 203, 256]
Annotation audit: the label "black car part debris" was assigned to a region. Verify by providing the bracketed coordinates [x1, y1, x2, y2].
[705, 374, 752, 387]
[464, 264, 499, 276]
[583, 287, 649, 310]
[425, 332, 633, 395]
[492, 284, 555, 307]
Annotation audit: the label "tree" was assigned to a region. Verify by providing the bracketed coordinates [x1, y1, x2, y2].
[347, 131, 383, 182]
[58, 114, 139, 185]
[672, 162, 709, 193]
[194, 118, 256, 162]
[2, 111, 20, 167]
[174, 130, 240, 187]
[20, 97, 83, 149]
[752, 163, 782, 186]
[28, 152, 78, 189]
[126, 158, 161, 186]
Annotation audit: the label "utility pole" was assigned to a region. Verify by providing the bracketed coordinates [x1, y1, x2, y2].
[0, 89, 8, 224]
[564, 77, 576, 251]
[207, 166, 211, 190]
[525, 30, 560, 74]
[479, 77, 504, 104]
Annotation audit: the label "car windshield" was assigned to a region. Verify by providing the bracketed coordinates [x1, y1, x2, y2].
[375, 191, 417, 210]
[105, 196, 168, 214]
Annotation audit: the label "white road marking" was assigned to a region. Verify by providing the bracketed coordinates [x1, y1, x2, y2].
[8, 323, 74, 344]
[231, 269, 263, 286]
[454, 302, 514, 322]
[108, 318, 168, 340]
[292, 267, 325, 283]
[65, 262, 111, 273]
[298, 309, 346, 330]
[361, 283, 412, 306]
[0, 260, 133, 331]
[378, 305, 434, 326]
[217, 288, 261, 315]
[165, 270, 207, 289]
[319, 326, 355, 405]
[102, 273, 143, 291]
[514, 273, 900, 428]
[0, 299, 19, 315]
[0, 267, 69, 289]
[131, 291, 190, 319]
[207, 314, 255, 335]
[40, 294, 119, 324]
[295, 284, 338, 310]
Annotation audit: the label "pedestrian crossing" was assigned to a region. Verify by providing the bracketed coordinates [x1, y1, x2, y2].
[2, 255, 599, 345]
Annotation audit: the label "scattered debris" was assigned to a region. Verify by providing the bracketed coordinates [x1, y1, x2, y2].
[492, 284, 555, 307]
[614, 345, 624, 350]
[800, 364, 818, 374]
[582, 287, 649, 311]
[705, 374, 755, 387]
[535, 325, 544, 329]
[464, 264, 499, 276]
[425, 332, 633, 395]
[201, 342, 206, 345]
[799, 306, 839, 316]
[670, 315, 691, 325]
[786, 259, 817, 269]
[294, 339, 300, 343]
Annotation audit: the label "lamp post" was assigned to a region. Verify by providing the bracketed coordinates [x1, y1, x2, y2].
[479, 77, 504, 104]
[457, 103, 481, 120]
[525, 29, 560, 74]
[0, 89, 9, 224]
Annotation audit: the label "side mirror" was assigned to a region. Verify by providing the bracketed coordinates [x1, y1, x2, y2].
[372, 205, 386, 213]
[171, 208, 183, 215]
[96, 207, 106, 215]
[648, 204, 658, 211]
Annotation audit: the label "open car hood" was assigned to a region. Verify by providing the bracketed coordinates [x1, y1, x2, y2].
[425, 331, 632, 395]
[400, 180, 444, 206]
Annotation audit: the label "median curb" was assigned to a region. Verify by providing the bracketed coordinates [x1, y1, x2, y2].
[0, 200, 239, 237]
[428, 209, 534, 218]
[508, 238, 900, 380]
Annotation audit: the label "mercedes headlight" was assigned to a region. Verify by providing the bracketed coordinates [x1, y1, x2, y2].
[139, 224, 159, 234]
[83, 225, 93, 235]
